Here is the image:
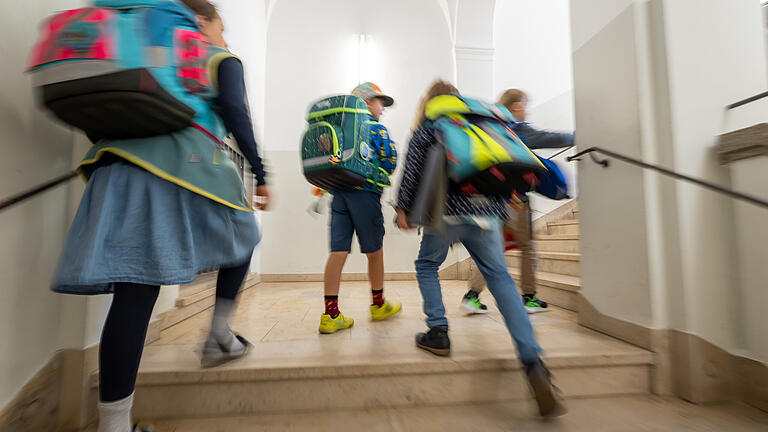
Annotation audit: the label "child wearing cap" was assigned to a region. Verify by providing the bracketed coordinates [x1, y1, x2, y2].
[318, 82, 402, 334]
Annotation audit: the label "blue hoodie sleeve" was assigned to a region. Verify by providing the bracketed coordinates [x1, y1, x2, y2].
[216, 57, 267, 186]
[371, 123, 397, 175]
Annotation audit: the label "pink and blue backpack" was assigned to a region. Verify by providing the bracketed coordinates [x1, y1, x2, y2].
[27, 0, 227, 140]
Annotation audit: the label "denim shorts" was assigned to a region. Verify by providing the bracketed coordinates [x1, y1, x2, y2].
[329, 189, 384, 253]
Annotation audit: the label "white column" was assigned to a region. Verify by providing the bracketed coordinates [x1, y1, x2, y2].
[454, 0, 496, 99]
[455, 47, 495, 99]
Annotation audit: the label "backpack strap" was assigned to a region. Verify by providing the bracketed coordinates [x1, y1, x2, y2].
[207, 50, 239, 90]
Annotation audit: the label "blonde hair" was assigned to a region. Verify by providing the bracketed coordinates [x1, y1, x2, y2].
[412, 79, 459, 130]
[498, 89, 528, 110]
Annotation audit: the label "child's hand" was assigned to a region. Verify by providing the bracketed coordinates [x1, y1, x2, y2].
[253, 185, 272, 211]
[396, 208, 413, 230]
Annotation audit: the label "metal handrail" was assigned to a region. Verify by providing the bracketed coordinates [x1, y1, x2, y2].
[0, 141, 249, 213]
[566, 147, 768, 210]
[0, 171, 78, 212]
[727, 90, 768, 110]
[546, 145, 575, 160]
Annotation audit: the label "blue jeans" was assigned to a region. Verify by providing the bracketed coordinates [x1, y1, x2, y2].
[414, 221, 542, 364]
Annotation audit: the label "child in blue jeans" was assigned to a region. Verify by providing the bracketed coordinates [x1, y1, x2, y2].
[395, 80, 566, 418]
[319, 82, 402, 334]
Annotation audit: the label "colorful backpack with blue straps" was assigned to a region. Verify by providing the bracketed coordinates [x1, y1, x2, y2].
[27, 0, 231, 140]
[425, 94, 547, 196]
[301, 95, 393, 190]
[530, 155, 570, 200]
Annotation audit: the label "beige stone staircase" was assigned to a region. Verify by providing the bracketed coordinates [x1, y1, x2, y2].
[82, 201, 660, 424]
[507, 201, 581, 312]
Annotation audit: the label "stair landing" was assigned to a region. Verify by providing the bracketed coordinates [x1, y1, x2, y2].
[107, 280, 654, 420]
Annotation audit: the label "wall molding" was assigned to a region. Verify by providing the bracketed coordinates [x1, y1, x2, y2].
[455, 46, 495, 62]
[577, 294, 768, 412]
[0, 355, 60, 432]
[261, 263, 461, 283]
[0, 344, 100, 432]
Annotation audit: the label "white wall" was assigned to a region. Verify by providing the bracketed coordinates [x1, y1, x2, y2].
[571, 0, 654, 326]
[494, 0, 577, 217]
[494, 0, 573, 112]
[455, 0, 495, 99]
[764, 2, 768, 61]
[660, 0, 767, 354]
[261, 0, 456, 274]
[0, 0, 83, 409]
[730, 156, 768, 361]
[571, 0, 768, 363]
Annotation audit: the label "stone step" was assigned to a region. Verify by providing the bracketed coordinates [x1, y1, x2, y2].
[176, 275, 218, 308]
[547, 219, 580, 236]
[178, 273, 218, 297]
[122, 347, 651, 420]
[86, 396, 768, 432]
[92, 281, 652, 421]
[536, 234, 580, 253]
[153, 273, 261, 335]
[508, 268, 581, 311]
[505, 250, 581, 277]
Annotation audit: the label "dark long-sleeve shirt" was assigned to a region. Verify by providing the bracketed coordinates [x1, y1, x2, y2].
[513, 122, 573, 150]
[216, 57, 267, 186]
[396, 127, 508, 219]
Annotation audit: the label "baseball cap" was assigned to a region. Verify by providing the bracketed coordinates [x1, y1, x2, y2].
[352, 82, 394, 107]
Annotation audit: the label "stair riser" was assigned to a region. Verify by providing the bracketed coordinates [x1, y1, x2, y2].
[536, 239, 580, 253]
[176, 286, 216, 307]
[506, 255, 581, 277]
[159, 297, 215, 331]
[548, 224, 579, 236]
[130, 365, 650, 419]
[511, 278, 580, 312]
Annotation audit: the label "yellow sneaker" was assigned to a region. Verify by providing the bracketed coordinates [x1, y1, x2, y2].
[370, 300, 402, 321]
[318, 313, 354, 334]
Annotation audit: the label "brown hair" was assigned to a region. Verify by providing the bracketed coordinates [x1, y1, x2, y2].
[498, 89, 528, 109]
[412, 79, 459, 130]
[180, 0, 219, 21]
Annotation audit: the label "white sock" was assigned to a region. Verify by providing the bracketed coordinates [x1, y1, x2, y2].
[97, 393, 133, 432]
[208, 298, 244, 352]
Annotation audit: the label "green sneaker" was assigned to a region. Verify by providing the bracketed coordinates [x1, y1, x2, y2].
[460, 292, 489, 314]
[523, 295, 550, 314]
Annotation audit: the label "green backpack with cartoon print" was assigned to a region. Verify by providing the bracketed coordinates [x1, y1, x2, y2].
[301, 95, 392, 190]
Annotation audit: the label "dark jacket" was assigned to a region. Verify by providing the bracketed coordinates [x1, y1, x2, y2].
[513, 122, 574, 150]
[396, 126, 508, 219]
